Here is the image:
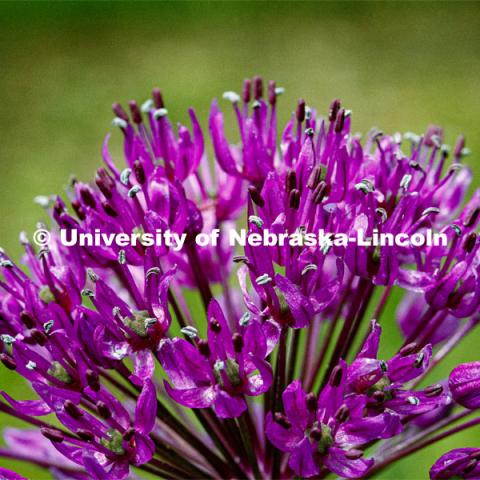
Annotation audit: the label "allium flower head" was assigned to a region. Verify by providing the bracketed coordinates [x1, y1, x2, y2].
[1, 77, 480, 479]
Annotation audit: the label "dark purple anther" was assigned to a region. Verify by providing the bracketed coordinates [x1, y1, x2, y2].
[399, 342, 418, 356]
[30, 329, 48, 346]
[424, 384, 444, 397]
[463, 232, 477, 253]
[289, 189, 300, 210]
[209, 319, 221, 333]
[133, 160, 146, 185]
[268, 80, 276, 106]
[123, 427, 135, 441]
[112, 103, 129, 122]
[64, 400, 83, 419]
[296, 99, 306, 123]
[95, 168, 115, 199]
[454, 135, 465, 160]
[232, 333, 244, 353]
[41, 427, 64, 443]
[309, 427, 322, 442]
[71, 201, 86, 221]
[242, 79, 252, 103]
[152, 88, 164, 109]
[373, 391, 386, 403]
[334, 108, 345, 133]
[274, 412, 291, 429]
[285, 169, 297, 194]
[312, 181, 328, 205]
[335, 404, 350, 423]
[102, 201, 118, 217]
[463, 208, 480, 228]
[0, 353, 16, 370]
[253, 76, 263, 100]
[464, 459, 478, 474]
[307, 166, 322, 190]
[328, 98, 341, 122]
[197, 339, 211, 358]
[19, 311, 35, 329]
[80, 187, 96, 209]
[306, 393, 317, 412]
[248, 186, 265, 207]
[86, 369, 100, 392]
[76, 429, 95, 441]
[96, 401, 111, 419]
[329, 365, 343, 387]
[232, 255, 249, 264]
[128, 100, 142, 124]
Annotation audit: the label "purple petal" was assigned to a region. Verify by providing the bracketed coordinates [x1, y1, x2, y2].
[213, 390, 246, 418]
[164, 381, 215, 409]
[324, 446, 373, 479]
[135, 379, 156, 435]
[288, 437, 319, 478]
[282, 380, 311, 431]
[449, 361, 480, 409]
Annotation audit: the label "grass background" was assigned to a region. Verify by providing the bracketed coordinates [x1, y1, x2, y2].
[0, 1, 479, 478]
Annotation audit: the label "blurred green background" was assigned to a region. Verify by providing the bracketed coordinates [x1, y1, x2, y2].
[1, 1, 480, 478]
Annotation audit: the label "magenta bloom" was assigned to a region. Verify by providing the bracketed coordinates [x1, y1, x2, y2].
[158, 299, 275, 418]
[0, 77, 479, 479]
[430, 448, 480, 479]
[449, 362, 480, 409]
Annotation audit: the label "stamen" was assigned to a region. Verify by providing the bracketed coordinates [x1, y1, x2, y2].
[248, 185, 265, 207]
[285, 170, 297, 194]
[334, 108, 345, 133]
[96, 400, 112, 419]
[296, 99, 306, 123]
[242, 79, 252, 103]
[248, 215, 264, 228]
[120, 168, 132, 186]
[19, 311, 35, 329]
[239, 312, 251, 327]
[133, 163, 146, 186]
[289, 189, 300, 210]
[128, 100, 142, 124]
[329, 365, 343, 387]
[463, 207, 480, 228]
[197, 339, 210, 357]
[268, 80, 276, 106]
[112, 103, 129, 122]
[306, 393, 317, 412]
[41, 427, 64, 443]
[152, 88, 165, 109]
[253, 76, 263, 100]
[256, 273, 273, 285]
[424, 384, 443, 397]
[232, 333, 244, 353]
[86, 369, 101, 392]
[274, 412, 291, 429]
[77, 429, 95, 441]
[0, 353, 16, 370]
[328, 99, 341, 122]
[64, 400, 83, 419]
[222, 91, 240, 104]
[181, 326, 198, 339]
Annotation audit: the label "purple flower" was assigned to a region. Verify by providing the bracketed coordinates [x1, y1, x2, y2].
[449, 362, 480, 409]
[0, 78, 479, 479]
[430, 448, 480, 479]
[159, 299, 275, 418]
[265, 363, 401, 478]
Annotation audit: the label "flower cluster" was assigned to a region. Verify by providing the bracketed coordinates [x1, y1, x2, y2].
[0, 77, 479, 479]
